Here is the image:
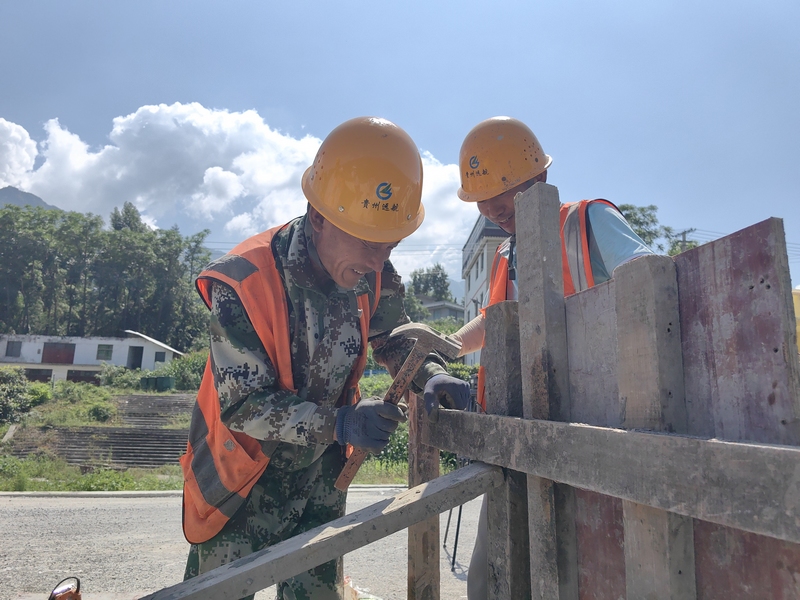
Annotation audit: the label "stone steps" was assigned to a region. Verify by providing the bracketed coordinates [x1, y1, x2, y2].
[6, 393, 196, 469]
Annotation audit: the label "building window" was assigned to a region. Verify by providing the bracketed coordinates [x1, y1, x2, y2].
[480, 252, 484, 273]
[25, 368, 52, 382]
[67, 370, 100, 384]
[96, 344, 113, 361]
[154, 351, 166, 363]
[5, 341, 21, 357]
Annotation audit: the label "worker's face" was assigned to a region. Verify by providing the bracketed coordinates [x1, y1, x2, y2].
[309, 207, 399, 289]
[477, 171, 547, 234]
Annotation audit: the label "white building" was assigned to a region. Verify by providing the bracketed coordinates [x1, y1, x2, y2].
[418, 296, 465, 323]
[0, 330, 183, 382]
[461, 216, 509, 366]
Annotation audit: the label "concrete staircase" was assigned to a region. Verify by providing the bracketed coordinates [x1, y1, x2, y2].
[7, 394, 196, 469]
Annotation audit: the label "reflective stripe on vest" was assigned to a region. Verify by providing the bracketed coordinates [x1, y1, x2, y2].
[181, 223, 380, 544]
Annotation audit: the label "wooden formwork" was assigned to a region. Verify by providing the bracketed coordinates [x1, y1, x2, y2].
[425, 182, 800, 599]
[142, 182, 799, 599]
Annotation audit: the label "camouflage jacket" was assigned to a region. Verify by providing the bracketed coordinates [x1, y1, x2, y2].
[204, 215, 446, 470]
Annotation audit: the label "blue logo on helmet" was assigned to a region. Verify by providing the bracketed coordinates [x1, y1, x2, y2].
[469, 156, 480, 169]
[376, 182, 393, 200]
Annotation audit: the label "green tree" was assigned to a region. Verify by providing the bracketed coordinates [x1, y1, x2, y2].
[410, 264, 453, 302]
[403, 284, 430, 322]
[0, 202, 211, 351]
[618, 204, 698, 256]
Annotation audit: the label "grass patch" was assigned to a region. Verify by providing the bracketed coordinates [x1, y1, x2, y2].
[21, 381, 120, 429]
[0, 454, 184, 492]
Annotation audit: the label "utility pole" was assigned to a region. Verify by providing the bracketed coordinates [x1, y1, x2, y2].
[676, 228, 696, 253]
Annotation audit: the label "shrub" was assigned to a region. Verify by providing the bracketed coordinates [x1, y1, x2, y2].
[70, 468, 135, 492]
[358, 374, 392, 399]
[97, 363, 143, 389]
[445, 362, 478, 383]
[0, 367, 31, 424]
[153, 350, 208, 390]
[53, 381, 111, 405]
[86, 401, 116, 422]
[373, 421, 409, 467]
[27, 382, 52, 407]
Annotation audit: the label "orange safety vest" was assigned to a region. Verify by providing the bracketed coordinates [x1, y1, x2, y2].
[476, 200, 618, 410]
[180, 223, 380, 544]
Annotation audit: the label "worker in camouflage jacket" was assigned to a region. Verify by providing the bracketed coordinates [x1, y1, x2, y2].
[181, 117, 470, 600]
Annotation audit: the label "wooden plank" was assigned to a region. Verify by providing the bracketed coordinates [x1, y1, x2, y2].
[408, 392, 440, 600]
[565, 279, 620, 427]
[483, 302, 531, 599]
[564, 269, 623, 600]
[616, 255, 696, 600]
[426, 411, 800, 545]
[515, 182, 579, 599]
[675, 218, 800, 444]
[141, 462, 504, 600]
[675, 218, 800, 597]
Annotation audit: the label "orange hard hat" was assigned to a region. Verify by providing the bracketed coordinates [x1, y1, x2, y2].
[457, 116, 552, 203]
[302, 117, 425, 243]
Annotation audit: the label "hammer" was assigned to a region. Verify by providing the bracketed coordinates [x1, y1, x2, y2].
[334, 322, 462, 491]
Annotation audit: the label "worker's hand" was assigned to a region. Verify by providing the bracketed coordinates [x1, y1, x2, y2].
[335, 396, 407, 454]
[423, 374, 471, 419]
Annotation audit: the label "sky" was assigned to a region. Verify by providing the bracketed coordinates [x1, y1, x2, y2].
[1, 0, 799, 288]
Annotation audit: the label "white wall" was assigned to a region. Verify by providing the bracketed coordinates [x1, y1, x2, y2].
[0, 334, 176, 379]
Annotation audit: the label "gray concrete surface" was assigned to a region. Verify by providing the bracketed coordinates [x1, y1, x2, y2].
[1, 487, 482, 600]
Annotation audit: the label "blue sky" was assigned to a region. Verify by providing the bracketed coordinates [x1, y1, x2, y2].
[1, 0, 798, 286]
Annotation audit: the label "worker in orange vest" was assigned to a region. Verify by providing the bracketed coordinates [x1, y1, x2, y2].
[451, 117, 653, 599]
[181, 117, 470, 600]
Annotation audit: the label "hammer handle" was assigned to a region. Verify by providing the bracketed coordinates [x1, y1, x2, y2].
[334, 345, 428, 491]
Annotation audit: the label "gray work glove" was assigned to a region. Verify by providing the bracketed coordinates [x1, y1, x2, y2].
[335, 396, 407, 454]
[423, 374, 471, 418]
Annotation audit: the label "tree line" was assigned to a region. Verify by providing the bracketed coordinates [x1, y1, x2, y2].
[0, 202, 211, 352]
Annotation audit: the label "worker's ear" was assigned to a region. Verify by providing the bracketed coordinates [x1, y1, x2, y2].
[307, 204, 326, 233]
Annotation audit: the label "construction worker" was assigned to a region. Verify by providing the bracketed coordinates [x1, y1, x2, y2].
[451, 116, 653, 599]
[180, 116, 470, 600]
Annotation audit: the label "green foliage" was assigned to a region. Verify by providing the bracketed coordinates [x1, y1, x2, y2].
[97, 363, 143, 389]
[0, 203, 210, 351]
[0, 452, 79, 491]
[153, 350, 208, 390]
[667, 236, 699, 256]
[27, 382, 117, 427]
[424, 317, 462, 336]
[358, 374, 392, 399]
[69, 468, 136, 491]
[444, 362, 479, 382]
[618, 204, 698, 255]
[403, 284, 430, 322]
[0, 455, 185, 492]
[373, 421, 409, 467]
[27, 382, 52, 407]
[410, 264, 453, 301]
[86, 401, 116, 422]
[53, 381, 111, 404]
[0, 367, 31, 423]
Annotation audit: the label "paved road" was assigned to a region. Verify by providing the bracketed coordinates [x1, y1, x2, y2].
[1, 487, 482, 600]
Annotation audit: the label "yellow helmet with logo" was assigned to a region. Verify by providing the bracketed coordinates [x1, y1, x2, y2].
[301, 117, 425, 243]
[457, 116, 552, 203]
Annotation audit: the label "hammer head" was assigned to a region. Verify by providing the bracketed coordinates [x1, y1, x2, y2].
[388, 322, 462, 361]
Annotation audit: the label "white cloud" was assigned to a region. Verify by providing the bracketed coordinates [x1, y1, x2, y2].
[389, 151, 478, 282]
[0, 118, 37, 188]
[0, 104, 479, 283]
[191, 167, 245, 217]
